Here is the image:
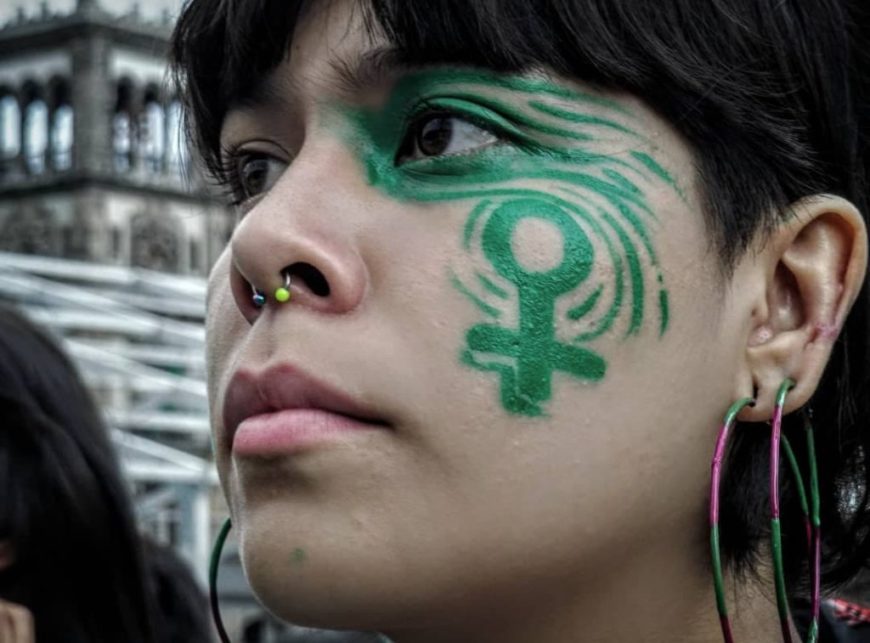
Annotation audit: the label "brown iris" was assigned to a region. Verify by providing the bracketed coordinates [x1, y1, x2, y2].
[416, 116, 453, 157]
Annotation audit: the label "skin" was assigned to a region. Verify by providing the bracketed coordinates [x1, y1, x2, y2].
[208, 1, 868, 641]
[339, 69, 674, 415]
[0, 599, 34, 643]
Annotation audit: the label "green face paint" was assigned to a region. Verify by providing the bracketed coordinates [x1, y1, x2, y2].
[292, 548, 306, 565]
[339, 68, 679, 416]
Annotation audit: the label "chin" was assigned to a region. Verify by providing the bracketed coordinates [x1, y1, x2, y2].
[237, 513, 425, 633]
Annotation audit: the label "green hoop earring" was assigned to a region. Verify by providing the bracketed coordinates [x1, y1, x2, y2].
[709, 379, 821, 643]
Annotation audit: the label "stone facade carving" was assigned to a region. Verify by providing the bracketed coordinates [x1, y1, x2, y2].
[0, 2, 231, 275]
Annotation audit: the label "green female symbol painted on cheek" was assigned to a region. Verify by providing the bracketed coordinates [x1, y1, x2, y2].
[466, 199, 606, 416]
[341, 67, 680, 416]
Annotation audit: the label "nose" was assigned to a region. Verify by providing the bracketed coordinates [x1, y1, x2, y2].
[229, 149, 369, 323]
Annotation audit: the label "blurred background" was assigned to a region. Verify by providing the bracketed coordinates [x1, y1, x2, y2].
[0, 1, 383, 640]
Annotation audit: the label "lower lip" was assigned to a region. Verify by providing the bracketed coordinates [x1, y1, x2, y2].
[232, 409, 380, 456]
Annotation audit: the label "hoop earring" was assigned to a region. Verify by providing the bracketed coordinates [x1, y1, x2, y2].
[770, 381, 822, 643]
[710, 379, 821, 643]
[710, 396, 754, 643]
[770, 379, 796, 643]
[209, 517, 232, 643]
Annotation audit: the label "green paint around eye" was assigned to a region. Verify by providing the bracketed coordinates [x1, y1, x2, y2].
[414, 69, 634, 115]
[424, 93, 596, 143]
[416, 97, 526, 141]
[630, 151, 685, 198]
[292, 548, 306, 565]
[529, 100, 638, 137]
[339, 67, 678, 415]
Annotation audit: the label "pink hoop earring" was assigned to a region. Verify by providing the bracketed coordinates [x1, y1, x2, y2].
[709, 379, 821, 643]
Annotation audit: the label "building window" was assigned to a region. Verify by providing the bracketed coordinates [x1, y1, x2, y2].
[23, 99, 48, 174]
[0, 96, 20, 159]
[51, 104, 73, 171]
[142, 99, 165, 173]
[114, 79, 136, 172]
[113, 111, 132, 172]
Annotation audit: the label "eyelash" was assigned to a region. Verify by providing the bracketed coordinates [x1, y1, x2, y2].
[215, 105, 514, 208]
[401, 102, 515, 156]
[215, 146, 264, 209]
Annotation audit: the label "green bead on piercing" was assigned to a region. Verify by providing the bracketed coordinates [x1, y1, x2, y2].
[274, 272, 291, 303]
[251, 288, 267, 309]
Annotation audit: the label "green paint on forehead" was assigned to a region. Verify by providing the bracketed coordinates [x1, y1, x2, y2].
[335, 66, 679, 415]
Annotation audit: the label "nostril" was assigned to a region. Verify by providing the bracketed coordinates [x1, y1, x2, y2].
[286, 262, 330, 297]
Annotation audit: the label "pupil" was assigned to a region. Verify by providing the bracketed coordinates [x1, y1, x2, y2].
[418, 117, 453, 156]
[242, 160, 266, 196]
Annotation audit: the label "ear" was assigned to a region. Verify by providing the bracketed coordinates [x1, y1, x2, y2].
[735, 195, 868, 421]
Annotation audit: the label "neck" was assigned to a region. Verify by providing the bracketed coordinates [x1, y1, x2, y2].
[384, 536, 797, 643]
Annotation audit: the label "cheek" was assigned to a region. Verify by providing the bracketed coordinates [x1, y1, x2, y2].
[450, 191, 669, 419]
[205, 254, 249, 429]
[419, 185, 725, 499]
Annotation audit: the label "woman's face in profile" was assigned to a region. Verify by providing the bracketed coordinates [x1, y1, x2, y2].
[204, 0, 745, 631]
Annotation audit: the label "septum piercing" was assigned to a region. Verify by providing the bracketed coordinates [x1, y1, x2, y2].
[251, 287, 266, 309]
[250, 271, 291, 309]
[275, 271, 291, 303]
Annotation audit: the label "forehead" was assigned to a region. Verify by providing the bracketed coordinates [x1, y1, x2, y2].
[263, 0, 388, 103]
[220, 0, 395, 142]
[219, 0, 697, 185]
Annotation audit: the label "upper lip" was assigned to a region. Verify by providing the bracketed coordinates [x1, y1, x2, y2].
[222, 362, 387, 449]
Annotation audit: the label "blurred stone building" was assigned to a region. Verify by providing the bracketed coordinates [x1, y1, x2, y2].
[0, 0, 231, 272]
[0, 0, 224, 599]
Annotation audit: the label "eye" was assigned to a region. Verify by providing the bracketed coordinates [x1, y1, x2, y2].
[227, 152, 286, 205]
[397, 113, 499, 164]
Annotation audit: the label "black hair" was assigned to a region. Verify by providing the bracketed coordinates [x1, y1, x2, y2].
[142, 537, 214, 643]
[0, 306, 158, 643]
[170, 0, 870, 599]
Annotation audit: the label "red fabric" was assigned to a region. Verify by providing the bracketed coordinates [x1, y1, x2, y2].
[829, 599, 870, 627]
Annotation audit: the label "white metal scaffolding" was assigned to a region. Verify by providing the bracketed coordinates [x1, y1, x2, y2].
[0, 250, 217, 584]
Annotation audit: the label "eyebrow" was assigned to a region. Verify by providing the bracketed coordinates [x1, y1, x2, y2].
[230, 45, 408, 115]
[327, 45, 407, 95]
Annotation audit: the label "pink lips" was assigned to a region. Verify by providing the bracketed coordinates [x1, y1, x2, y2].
[223, 363, 387, 457]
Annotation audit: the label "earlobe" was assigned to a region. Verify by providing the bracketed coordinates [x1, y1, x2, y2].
[737, 195, 868, 421]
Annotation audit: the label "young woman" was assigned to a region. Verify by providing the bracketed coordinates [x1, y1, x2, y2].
[171, 1, 870, 640]
[0, 308, 214, 643]
[0, 306, 159, 643]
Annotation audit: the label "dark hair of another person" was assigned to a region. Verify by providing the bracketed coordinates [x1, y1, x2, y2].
[170, 0, 870, 599]
[0, 306, 158, 643]
[143, 537, 214, 643]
